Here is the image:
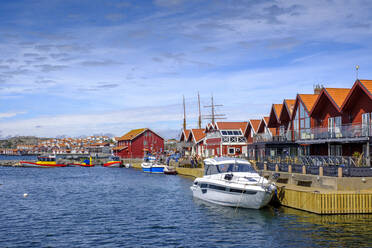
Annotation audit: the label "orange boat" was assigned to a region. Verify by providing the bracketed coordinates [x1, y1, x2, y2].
[20, 155, 67, 168]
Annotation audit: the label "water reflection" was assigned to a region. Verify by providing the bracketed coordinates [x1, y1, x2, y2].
[276, 207, 372, 248]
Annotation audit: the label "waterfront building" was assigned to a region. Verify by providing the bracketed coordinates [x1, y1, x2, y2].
[179, 129, 191, 156]
[245, 119, 261, 159]
[113, 128, 164, 158]
[204, 122, 248, 157]
[186, 129, 206, 157]
[247, 79, 372, 166]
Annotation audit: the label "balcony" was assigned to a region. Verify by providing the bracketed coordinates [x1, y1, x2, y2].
[253, 132, 291, 143]
[296, 123, 371, 143]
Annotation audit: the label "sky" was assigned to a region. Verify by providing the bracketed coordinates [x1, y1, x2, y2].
[1, 0, 372, 139]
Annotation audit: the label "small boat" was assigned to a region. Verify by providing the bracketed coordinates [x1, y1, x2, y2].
[190, 157, 276, 209]
[103, 156, 122, 168]
[69, 157, 95, 167]
[141, 155, 165, 173]
[163, 165, 177, 175]
[20, 155, 67, 168]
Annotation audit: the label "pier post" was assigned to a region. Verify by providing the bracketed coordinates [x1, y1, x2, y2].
[302, 165, 306, 174]
[275, 164, 279, 172]
[319, 166, 323, 176]
[288, 165, 292, 173]
[264, 162, 267, 171]
[338, 167, 343, 178]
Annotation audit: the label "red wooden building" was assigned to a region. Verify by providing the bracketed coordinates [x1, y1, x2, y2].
[113, 128, 164, 158]
[204, 122, 248, 157]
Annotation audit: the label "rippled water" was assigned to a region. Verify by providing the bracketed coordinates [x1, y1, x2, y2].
[0, 167, 371, 248]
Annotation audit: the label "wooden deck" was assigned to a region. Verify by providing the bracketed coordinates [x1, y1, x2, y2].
[276, 184, 372, 214]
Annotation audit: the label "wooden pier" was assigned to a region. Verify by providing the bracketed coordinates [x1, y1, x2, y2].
[276, 184, 372, 214]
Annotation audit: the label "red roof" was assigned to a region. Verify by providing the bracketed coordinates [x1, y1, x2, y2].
[180, 129, 191, 142]
[249, 119, 261, 133]
[190, 129, 205, 143]
[215, 122, 248, 132]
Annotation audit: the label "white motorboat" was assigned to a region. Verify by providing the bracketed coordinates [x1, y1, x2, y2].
[190, 157, 276, 209]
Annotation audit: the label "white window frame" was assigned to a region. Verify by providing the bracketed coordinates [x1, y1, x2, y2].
[228, 147, 235, 155]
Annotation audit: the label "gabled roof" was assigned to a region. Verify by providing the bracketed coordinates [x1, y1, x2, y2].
[342, 79, 372, 111]
[360, 80, 372, 96]
[215, 122, 248, 133]
[189, 129, 206, 143]
[118, 128, 147, 141]
[249, 119, 261, 133]
[283, 99, 296, 116]
[268, 103, 282, 127]
[279, 99, 295, 123]
[310, 88, 350, 115]
[180, 129, 191, 142]
[292, 94, 318, 119]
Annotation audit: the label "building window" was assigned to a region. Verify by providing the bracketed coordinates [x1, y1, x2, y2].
[230, 137, 237, 143]
[294, 101, 311, 140]
[330, 145, 342, 156]
[144, 140, 147, 145]
[228, 147, 235, 155]
[362, 113, 372, 136]
[328, 116, 342, 137]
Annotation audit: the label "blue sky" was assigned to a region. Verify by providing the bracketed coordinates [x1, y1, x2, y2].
[0, 0, 372, 139]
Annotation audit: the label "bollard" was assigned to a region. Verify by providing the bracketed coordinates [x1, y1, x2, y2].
[288, 165, 292, 173]
[319, 166, 323, 177]
[302, 165, 306, 174]
[264, 162, 267, 171]
[275, 164, 279, 172]
[338, 167, 343, 178]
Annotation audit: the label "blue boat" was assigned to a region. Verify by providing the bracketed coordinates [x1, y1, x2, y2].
[141, 156, 165, 173]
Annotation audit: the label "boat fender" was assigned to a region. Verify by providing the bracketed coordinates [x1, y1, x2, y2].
[224, 174, 233, 181]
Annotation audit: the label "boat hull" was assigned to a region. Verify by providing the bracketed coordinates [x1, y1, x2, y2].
[103, 161, 122, 168]
[190, 185, 274, 210]
[164, 166, 177, 175]
[69, 163, 95, 167]
[20, 161, 67, 168]
[141, 163, 164, 173]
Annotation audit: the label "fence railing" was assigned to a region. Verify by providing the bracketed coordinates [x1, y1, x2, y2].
[297, 123, 372, 141]
[256, 155, 368, 167]
[252, 123, 372, 143]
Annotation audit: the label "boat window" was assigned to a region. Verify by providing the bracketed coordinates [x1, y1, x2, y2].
[209, 184, 226, 191]
[194, 181, 198, 185]
[217, 163, 256, 173]
[229, 188, 257, 194]
[205, 164, 221, 175]
[200, 183, 208, 188]
[230, 188, 243, 193]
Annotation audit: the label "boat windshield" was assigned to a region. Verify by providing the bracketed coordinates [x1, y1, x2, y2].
[204, 162, 256, 175]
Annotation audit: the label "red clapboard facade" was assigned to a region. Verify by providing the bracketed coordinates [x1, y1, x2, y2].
[113, 128, 164, 158]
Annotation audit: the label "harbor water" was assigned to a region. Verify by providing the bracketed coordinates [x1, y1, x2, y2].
[0, 167, 371, 248]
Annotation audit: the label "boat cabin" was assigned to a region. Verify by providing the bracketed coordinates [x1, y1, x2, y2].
[203, 158, 256, 175]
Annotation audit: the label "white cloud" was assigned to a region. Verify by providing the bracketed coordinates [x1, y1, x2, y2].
[0, 111, 26, 119]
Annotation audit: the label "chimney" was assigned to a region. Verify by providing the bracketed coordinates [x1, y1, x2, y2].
[313, 84, 323, 95]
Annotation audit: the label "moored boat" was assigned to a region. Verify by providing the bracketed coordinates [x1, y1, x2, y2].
[141, 155, 165, 173]
[103, 156, 122, 168]
[20, 155, 67, 168]
[190, 157, 276, 209]
[163, 165, 177, 175]
[69, 157, 95, 167]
